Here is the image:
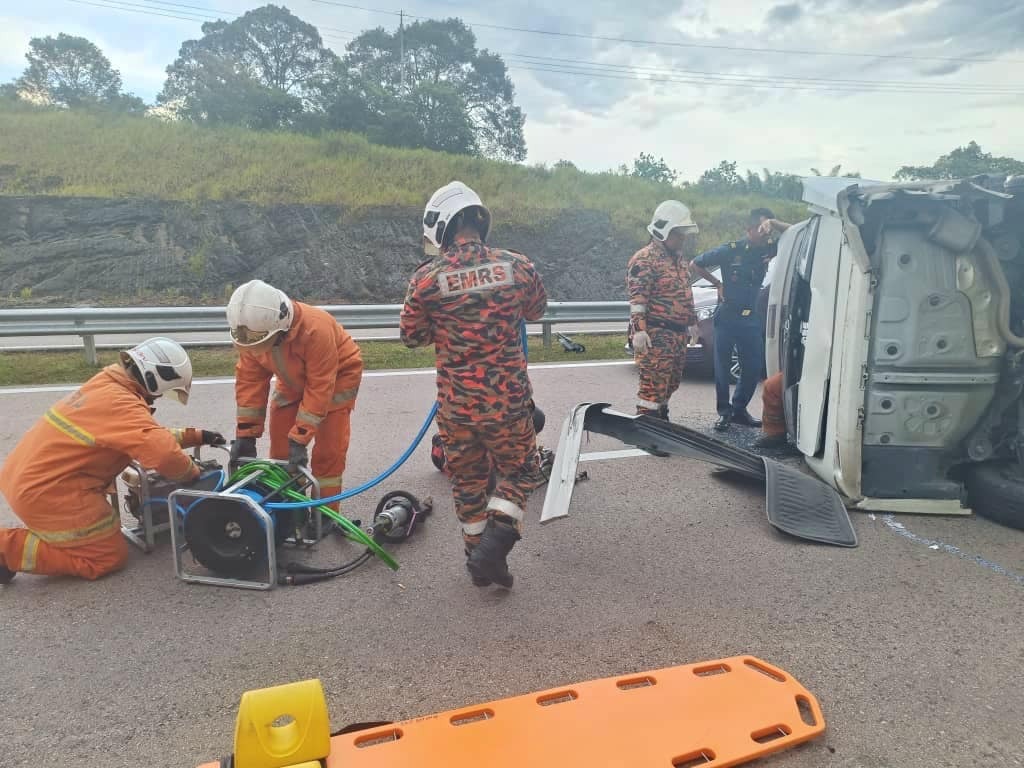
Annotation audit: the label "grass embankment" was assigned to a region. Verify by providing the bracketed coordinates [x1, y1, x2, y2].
[0, 106, 804, 248]
[0, 334, 630, 387]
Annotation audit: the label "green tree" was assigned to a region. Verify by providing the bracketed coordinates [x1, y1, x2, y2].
[895, 141, 1024, 181]
[15, 34, 140, 110]
[694, 161, 803, 200]
[810, 164, 860, 177]
[630, 152, 677, 184]
[159, 5, 337, 128]
[338, 18, 526, 161]
[697, 160, 745, 193]
[760, 168, 803, 200]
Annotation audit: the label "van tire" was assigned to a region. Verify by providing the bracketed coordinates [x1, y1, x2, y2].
[965, 461, 1024, 531]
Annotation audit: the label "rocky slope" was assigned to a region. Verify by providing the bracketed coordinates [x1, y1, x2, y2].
[0, 196, 644, 306]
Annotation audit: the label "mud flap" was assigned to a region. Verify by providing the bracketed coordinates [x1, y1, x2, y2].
[541, 403, 858, 548]
[763, 459, 857, 547]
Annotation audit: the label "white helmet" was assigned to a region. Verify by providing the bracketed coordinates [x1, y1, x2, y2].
[120, 337, 193, 405]
[226, 279, 294, 347]
[647, 200, 699, 241]
[422, 181, 491, 251]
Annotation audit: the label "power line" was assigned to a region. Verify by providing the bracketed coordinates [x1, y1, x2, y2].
[308, 0, 402, 17]
[503, 53, 1024, 95]
[65, 0, 361, 36]
[506, 62, 1024, 97]
[505, 52, 1024, 93]
[66, 0, 209, 22]
[135, 0, 360, 34]
[63, 0, 1020, 96]
[307, 0, 1023, 65]
[136, 0, 228, 16]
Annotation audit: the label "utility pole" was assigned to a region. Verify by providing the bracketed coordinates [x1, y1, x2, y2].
[399, 10, 405, 93]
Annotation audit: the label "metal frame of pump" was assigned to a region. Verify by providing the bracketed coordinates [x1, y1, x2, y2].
[168, 458, 402, 591]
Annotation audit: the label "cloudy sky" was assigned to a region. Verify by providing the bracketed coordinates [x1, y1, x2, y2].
[2, 0, 1023, 181]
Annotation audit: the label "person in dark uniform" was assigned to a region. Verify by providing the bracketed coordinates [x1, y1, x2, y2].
[693, 208, 788, 432]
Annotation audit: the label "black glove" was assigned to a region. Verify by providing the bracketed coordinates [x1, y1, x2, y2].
[287, 439, 309, 472]
[201, 430, 227, 447]
[229, 437, 257, 468]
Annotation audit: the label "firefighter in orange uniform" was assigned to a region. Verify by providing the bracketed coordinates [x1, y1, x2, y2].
[401, 181, 547, 589]
[227, 280, 363, 511]
[628, 200, 704, 420]
[0, 338, 223, 583]
[752, 371, 797, 452]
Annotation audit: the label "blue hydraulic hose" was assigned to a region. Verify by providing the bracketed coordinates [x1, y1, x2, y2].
[265, 320, 528, 511]
[266, 402, 439, 510]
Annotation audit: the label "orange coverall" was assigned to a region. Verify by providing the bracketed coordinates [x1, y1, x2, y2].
[234, 302, 363, 510]
[627, 239, 697, 416]
[400, 235, 548, 546]
[761, 371, 786, 438]
[0, 364, 201, 580]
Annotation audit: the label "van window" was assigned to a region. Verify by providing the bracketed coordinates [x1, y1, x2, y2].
[796, 217, 820, 280]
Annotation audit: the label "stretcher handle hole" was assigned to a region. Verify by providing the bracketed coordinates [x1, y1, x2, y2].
[693, 663, 731, 677]
[796, 695, 817, 727]
[537, 690, 578, 706]
[743, 659, 787, 682]
[354, 727, 403, 748]
[450, 709, 494, 726]
[751, 724, 792, 744]
[616, 675, 657, 691]
[270, 715, 295, 728]
[672, 749, 717, 767]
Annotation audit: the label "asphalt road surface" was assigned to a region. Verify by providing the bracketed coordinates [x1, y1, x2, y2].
[1, 362, 1022, 768]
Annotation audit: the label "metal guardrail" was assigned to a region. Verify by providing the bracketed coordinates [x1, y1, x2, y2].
[0, 302, 630, 364]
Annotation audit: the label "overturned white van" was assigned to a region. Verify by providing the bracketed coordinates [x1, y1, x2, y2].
[766, 176, 1024, 527]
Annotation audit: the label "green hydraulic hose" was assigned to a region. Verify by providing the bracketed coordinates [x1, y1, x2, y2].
[228, 461, 399, 571]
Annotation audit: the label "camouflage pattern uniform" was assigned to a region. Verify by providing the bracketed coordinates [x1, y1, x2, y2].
[627, 239, 696, 417]
[400, 235, 548, 549]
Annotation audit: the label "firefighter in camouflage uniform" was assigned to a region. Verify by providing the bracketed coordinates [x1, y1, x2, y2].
[627, 200, 704, 419]
[400, 181, 547, 589]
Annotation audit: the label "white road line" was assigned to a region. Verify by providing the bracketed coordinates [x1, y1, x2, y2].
[579, 449, 650, 462]
[881, 515, 1024, 587]
[0, 360, 635, 396]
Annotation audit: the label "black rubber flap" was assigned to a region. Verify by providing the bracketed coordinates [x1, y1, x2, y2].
[763, 459, 858, 547]
[585, 409, 765, 479]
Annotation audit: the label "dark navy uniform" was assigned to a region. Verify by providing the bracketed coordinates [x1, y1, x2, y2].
[693, 238, 774, 417]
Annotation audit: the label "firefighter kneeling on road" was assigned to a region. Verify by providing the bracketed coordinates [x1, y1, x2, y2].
[401, 181, 548, 589]
[628, 200, 702, 419]
[0, 338, 225, 583]
[227, 280, 363, 512]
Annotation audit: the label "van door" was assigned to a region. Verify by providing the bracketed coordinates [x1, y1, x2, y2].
[764, 219, 809, 379]
[794, 215, 845, 456]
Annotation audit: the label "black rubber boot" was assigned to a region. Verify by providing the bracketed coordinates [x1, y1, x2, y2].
[466, 518, 520, 589]
[0, 563, 15, 585]
[731, 409, 763, 428]
[464, 548, 491, 587]
[753, 433, 788, 450]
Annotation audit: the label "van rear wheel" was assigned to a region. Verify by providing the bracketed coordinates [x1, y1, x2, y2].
[965, 461, 1024, 531]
